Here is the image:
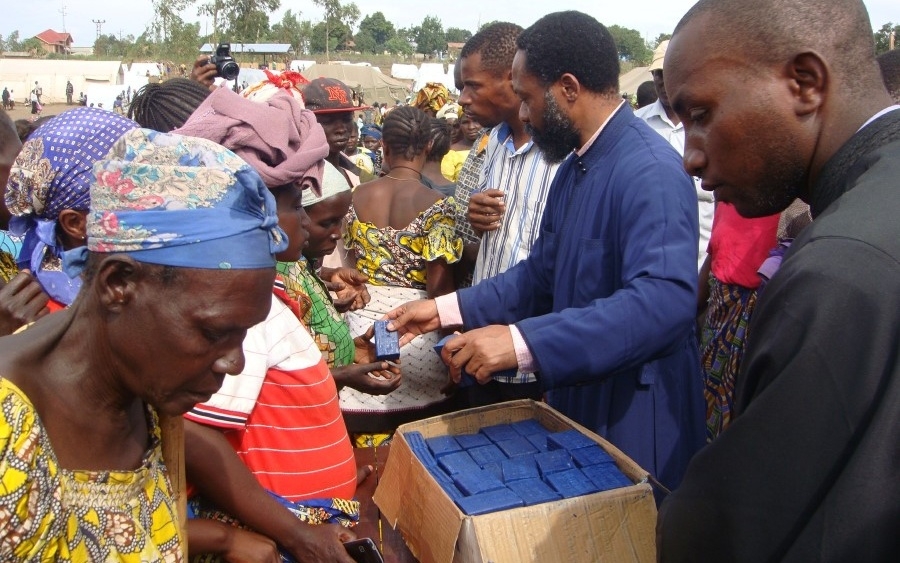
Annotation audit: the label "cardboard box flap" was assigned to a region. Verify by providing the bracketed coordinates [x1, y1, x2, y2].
[470, 486, 657, 561]
[374, 431, 464, 562]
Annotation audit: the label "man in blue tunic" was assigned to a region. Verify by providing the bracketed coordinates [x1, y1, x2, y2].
[387, 11, 705, 492]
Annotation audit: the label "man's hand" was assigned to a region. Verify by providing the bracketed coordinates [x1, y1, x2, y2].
[323, 267, 370, 313]
[190, 55, 218, 89]
[285, 522, 357, 563]
[385, 299, 441, 346]
[467, 189, 506, 234]
[0, 271, 50, 336]
[221, 527, 282, 563]
[440, 325, 518, 383]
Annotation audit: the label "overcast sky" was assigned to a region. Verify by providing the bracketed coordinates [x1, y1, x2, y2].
[4, 0, 897, 50]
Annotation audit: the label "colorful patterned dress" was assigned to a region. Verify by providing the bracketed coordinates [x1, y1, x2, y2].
[340, 198, 462, 434]
[0, 378, 183, 562]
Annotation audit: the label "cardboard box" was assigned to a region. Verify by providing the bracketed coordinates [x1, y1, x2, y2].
[373, 400, 658, 563]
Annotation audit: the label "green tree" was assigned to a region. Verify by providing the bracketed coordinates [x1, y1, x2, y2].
[5, 31, 22, 52]
[22, 37, 44, 57]
[415, 16, 446, 56]
[874, 22, 900, 55]
[354, 29, 377, 53]
[94, 33, 129, 58]
[445, 27, 471, 44]
[608, 25, 651, 64]
[652, 33, 672, 49]
[357, 12, 395, 51]
[167, 19, 203, 61]
[151, 0, 192, 43]
[198, 0, 226, 45]
[222, 0, 279, 43]
[312, 0, 359, 59]
[384, 35, 413, 56]
[271, 9, 310, 53]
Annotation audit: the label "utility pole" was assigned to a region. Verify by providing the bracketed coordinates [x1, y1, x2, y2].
[60, 2, 68, 32]
[93, 19, 106, 43]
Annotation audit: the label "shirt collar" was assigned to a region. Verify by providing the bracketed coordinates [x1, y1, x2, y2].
[576, 100, 627, 157]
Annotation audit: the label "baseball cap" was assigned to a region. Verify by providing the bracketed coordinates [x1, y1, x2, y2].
[649, 40, 669, 72]
[302, 77, 370, 113]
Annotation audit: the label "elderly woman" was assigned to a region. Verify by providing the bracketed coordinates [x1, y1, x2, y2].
[0, 128, 285, 561]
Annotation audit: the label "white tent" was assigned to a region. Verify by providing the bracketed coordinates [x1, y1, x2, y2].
[290, 60, 316, 73]
[412, 63, 456, 96]
[300, 63, 411, 106]
[390, 64, 418, 81]
[0, 59, 124, 105]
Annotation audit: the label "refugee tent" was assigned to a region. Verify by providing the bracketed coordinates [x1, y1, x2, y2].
[390, 64, 418, 81]
[412, 63, 455, 96]
[300, 63, 411, 106]
[0, 59, 124, 105]
[290, 60, 316, 73]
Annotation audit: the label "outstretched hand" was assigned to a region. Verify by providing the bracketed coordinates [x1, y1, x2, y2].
[324, 267, 370, 313]
[384, 299, 441, 346]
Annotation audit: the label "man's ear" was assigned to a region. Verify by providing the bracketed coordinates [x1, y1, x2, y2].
[558, 73, 581, 103]
[787, 52, 827, 117]
[95, 255, 142, 313]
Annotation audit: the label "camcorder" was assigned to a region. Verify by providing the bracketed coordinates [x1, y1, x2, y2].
[209, 43, 240, 80]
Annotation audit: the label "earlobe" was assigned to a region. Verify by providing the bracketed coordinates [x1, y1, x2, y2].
[57, 209, 88, 248]
[96, 256, 139, 312]
[789, 52, 827, 116]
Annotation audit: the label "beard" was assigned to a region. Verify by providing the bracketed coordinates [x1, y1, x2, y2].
[526, 92, 581, 164]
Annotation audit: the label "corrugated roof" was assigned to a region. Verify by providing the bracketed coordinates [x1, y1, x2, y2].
[199, 43, 292, 54]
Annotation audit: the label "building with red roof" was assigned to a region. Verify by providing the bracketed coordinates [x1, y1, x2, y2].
[34, 29, 74, 55]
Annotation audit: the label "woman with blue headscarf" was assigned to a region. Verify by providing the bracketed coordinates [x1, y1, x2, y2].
[0, 128, 286, 562]
[5, 107, 138, 310]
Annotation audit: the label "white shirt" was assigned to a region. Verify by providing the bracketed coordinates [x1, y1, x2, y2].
[635, 99, 714, 270]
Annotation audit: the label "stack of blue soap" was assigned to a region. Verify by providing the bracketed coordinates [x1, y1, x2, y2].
[405, 419, 633, 516]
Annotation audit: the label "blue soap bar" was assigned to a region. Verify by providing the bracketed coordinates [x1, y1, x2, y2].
[501, 456, 539, 482]
[495, 436, 540, 458]
[373, 320, 400, 361]
[468, 444, 507, 467]
[506, 478, 561, 506]
[511, 419, 549, 437]
[482, 462, 504, 482]
[426, 435, 462, 458]
[480, 424, 520, 443]
[456, 432, 491, 449]
[405, 431, 438, 468]
[433, 335, 477, 387]
[525, 432, 550, 452]
[545, 468, 599, 498]
[547, 429, 597, 451]
[570, 444, 616, 468]
[582, 464, 633, 492]
[456, 487, 524, 515]
[432, 470, 465, 501]
[534, 449, 574, 478]
[439, 451, 481, 475]
[453, 468, 506, 496]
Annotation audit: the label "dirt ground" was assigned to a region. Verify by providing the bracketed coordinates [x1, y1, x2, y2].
[3, 102, 80, 124]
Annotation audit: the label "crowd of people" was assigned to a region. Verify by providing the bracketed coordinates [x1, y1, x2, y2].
[0, 0, 898, 561]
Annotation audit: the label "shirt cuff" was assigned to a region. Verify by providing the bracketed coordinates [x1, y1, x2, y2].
[435, 293, 463, 329]
[509, 325, 537, 373]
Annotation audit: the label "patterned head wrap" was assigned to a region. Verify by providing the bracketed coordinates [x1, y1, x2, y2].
[174, 87, 329, 193]
[241, 69, 310, 106]
[360, 124, 382, 141]
[413, 83, 451, 115]
[5, 107, 138, 304]
[301, 161, 350, 208]
[62, 128, 288, 276]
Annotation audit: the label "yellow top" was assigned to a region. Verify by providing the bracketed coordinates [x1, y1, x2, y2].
[0, 377, 184, 562]
[440, 149, 470, 183]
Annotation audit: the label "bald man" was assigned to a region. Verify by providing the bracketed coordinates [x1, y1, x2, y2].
[658, 1, 900, 561]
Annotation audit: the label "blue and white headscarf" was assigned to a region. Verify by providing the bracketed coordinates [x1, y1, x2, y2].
[5, 107, 138, 304]
[63, 128, 287, 276]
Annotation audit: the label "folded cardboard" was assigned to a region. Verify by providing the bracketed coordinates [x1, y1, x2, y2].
[373, 399, 658, 563]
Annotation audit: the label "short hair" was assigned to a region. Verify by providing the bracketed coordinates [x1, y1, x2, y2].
[675, 0, 877, 97]
[15, 119, 39, 143]
[382, 105, 431, 161]
[636, 80, 659, 108]
[128, 78, 211, 132]
[460, 22, 523, 75]
[516, 11, 620, 95]
[426, 118, 451, 163]
[877, 49, 900, 103]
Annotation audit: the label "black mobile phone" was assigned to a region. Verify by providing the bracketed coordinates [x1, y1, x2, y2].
[344, 538, 384, 563]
